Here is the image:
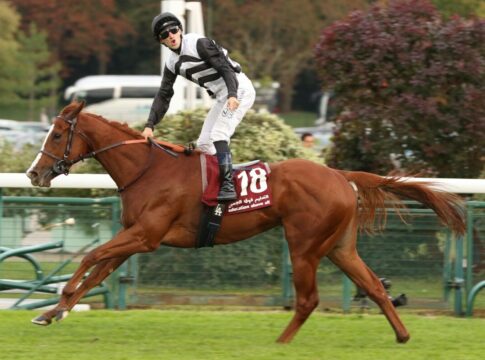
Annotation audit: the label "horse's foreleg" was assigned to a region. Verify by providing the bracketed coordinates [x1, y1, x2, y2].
[328, 248, 410, 343]
[63, 256, 128, 313]
[277, 255, 319, 343]
[31, 257, 97, 325]
[32, 257, 127, 325]
[32, 222, 158, 326]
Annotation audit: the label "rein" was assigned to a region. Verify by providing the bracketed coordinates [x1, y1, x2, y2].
[41, 114, 185, 192]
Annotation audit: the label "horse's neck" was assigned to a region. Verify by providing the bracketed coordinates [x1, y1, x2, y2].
[82, 118, 150, 188]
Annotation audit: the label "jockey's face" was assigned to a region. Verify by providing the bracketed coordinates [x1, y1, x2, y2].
[160, 26, 181, 50]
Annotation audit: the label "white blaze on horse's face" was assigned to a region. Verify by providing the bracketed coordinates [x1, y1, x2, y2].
[27, 124, 54, 175]
[26, 122, 68, 187]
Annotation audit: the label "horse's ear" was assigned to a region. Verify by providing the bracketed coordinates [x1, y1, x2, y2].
[66, 100, 85, 120]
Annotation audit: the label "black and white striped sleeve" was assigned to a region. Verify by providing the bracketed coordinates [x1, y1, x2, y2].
[145, 66, 177, 129]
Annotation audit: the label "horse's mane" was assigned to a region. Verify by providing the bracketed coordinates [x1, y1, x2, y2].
[59, 102, 142, 139]
[84, 112, 143, 138]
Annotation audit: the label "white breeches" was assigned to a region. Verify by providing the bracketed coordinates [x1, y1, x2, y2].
[196, 73, 255, 155]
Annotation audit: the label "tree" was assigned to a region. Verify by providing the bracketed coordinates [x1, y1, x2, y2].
[0, 1, 59, 120]
[378, 0, 485, 17]
[208, 0, 371, 113]
[315, 0, 485, 177]
[108, 0, 160, 75]
[17, 23, 61, 120]
[431, 0, 485, 18]
[0, 1, 23, 104]
[12, 0, 134, 77]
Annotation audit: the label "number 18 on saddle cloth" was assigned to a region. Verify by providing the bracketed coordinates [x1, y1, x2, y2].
[200, 154, 272, 214]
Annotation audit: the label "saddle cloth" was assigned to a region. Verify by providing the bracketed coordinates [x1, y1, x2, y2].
[200, 154, 272, 214]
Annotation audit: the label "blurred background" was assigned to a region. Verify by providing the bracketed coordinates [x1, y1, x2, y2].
[0, 0, 483, 172]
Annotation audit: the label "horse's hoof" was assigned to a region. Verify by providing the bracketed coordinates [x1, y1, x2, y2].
[55, 310, 69, 322]
[31, 315, 52, 326]
[397, 334, 410, 344]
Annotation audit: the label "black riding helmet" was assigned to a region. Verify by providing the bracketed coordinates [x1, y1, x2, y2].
[151, 12, 183, 42]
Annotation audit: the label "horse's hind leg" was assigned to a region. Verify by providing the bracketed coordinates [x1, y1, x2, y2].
[276, 200, 355, 343]
[277, 254, 320, 343]
[328, 247, 410, 343]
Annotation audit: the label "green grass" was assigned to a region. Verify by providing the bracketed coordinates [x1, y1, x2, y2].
[0, 310, 483, 359]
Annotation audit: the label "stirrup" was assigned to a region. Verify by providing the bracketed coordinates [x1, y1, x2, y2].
[217, 193, 237, 202]
[217, 184, 237, 201]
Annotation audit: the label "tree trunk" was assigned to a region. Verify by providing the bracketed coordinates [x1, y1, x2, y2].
[98, 55, 107, 74]
[279, 81, 293, 113]
[28, 89, 35, 122]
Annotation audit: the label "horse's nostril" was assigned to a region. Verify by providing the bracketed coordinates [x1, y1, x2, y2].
[27, 170, 38, 180]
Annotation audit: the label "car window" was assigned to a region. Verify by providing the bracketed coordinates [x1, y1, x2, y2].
[75, 88, 114, 105]
[120, 87, 159, 98]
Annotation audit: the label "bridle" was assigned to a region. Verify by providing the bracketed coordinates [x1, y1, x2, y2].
[40, 115, 89, 176]
[39, 114, 179, 192]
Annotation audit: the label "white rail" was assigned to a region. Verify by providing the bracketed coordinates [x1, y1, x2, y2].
[0, 173, 116, 189]
[405, 178, 485, 194]
[0, 173, 484, 193]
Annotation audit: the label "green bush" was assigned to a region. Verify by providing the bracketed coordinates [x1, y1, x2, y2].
[137, 108, 322, 163]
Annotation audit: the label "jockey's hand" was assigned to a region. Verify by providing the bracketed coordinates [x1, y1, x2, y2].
[227, 97, 240, 111]
[142, 127, 154, 141]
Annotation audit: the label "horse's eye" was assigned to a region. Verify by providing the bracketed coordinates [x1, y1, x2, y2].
[53, 133, 62, 140]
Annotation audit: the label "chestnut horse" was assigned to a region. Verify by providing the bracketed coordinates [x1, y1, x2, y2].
[26, 101, 465, 343]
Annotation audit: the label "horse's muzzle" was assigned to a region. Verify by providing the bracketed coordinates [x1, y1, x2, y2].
[26, 170, 52, 187]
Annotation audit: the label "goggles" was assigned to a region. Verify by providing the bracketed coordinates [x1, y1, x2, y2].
[158, 26, 179, 40]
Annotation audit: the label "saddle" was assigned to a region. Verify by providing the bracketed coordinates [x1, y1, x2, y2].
[196, 154, 272, 248]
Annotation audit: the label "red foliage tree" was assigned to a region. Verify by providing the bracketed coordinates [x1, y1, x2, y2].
[315, 0, 485, 177]
[12, 0, 134, 76]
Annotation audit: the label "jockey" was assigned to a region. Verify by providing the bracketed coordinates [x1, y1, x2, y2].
[142, 12, 256, 202]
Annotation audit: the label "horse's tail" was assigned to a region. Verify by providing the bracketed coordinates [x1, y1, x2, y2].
[336, 170, 466, 235]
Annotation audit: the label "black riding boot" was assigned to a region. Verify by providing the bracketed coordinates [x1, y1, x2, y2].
[214, 141, 237, 202]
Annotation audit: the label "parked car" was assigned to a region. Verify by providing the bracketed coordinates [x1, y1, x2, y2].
[0, 119, 23, 131]
[0, 119, 50, 149]
[64, 75, 213, 124]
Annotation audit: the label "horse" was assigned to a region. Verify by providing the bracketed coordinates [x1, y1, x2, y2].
[26, 101, 465, 343]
